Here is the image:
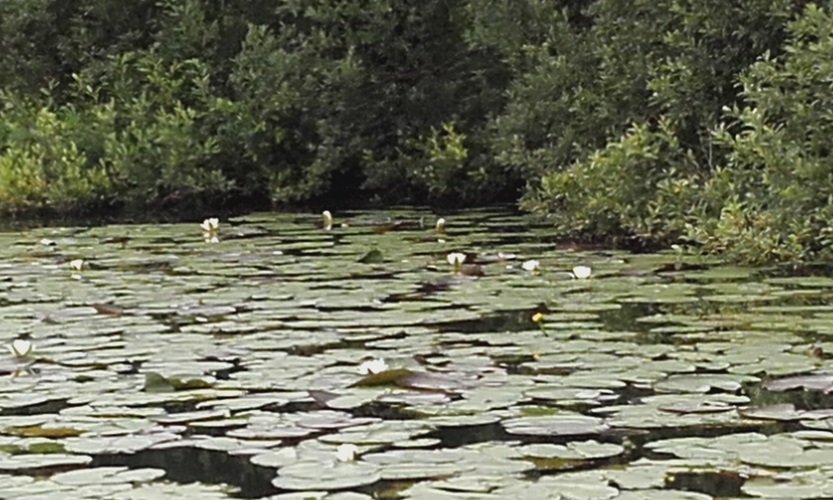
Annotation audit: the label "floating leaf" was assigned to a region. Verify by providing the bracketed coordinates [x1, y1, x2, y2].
[152, 409, 230, 425]
[395, 371, 469, 392]
[358, 249, 384, 264]
[51, 466, 165, 485]
[350, 368, 413, 388]
[764, 375, 833, 392]
[5, 425, 84, 438]
[142, 372, 215, 392]
[503, 414, 609, 437]
[0, 453, 92, 472]
[273, 461, 381, 490]
[92, 304, 125, 316]
[658, 401, 736, 415]
[738, 404, 804, 421]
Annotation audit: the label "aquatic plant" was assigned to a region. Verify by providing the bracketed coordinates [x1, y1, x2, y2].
[572, 265, 592, 279]
[522, 260, 540, 272]
[7, 339, 32, 358]
[358, 358, 389, 375]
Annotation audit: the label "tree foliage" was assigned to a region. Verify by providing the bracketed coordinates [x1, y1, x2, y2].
[504, 0, 815, 261]
[3, 0, 833, 262]
[0, 0, 514, 215]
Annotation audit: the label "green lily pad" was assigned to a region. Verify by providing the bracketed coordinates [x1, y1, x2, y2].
[51, 466, 165, 485]
[0, 453, 92, 472]
[357, 249, 385, 264]
[517, 440, 624, 461]
[764, 374, 833, 392]
[143, 372, 216, 392]
[8, 210, 833, 497]
[502, 414, 609, 437]
[273, 461, 381, 490]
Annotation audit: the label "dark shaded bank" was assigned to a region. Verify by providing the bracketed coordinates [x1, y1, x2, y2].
[0, 193, 268, 231]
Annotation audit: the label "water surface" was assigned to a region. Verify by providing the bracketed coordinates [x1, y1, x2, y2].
[1, 209, 832, 499]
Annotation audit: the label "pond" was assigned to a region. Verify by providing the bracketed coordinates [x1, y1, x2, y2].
[2, 208, 833, 499]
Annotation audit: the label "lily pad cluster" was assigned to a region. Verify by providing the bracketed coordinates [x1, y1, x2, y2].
[2, 210, 833, 497]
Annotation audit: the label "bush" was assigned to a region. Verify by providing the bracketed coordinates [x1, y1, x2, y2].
[527, 118, 700, 242]
[0, 92, 110, 212]
[4, 0, 833, 267]
[507, 0, 803, 259]
[691, 4, 833, 262]
[0, 0, 519, 215]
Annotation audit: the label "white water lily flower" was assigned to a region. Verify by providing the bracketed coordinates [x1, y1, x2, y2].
[435, 218, 446, 234]
[446, 252, 466, 266]
[522, 260, 540, 272]
[69, 259, 84, 271]
[8, 339, 33, 358]
[200, 217, 220, 233]
[358, 358, 388, 375]
[322, 210, 333, 231]
[572, 265, 592, 279]
[335, 443, 359, 462]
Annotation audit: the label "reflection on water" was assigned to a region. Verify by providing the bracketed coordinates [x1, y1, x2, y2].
[94, 448, 276, 498]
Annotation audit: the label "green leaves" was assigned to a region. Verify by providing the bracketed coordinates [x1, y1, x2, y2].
[0, 0, 521, 215]
[695, 3, 833, 262]
[502, 0, 829, 264]
[0, 0, 830, 266]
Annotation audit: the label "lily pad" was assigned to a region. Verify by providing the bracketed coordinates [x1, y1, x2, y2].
[502, 414, 609, 437]
[273, 461, 381, 490]
[51, 466, 165, 485]
[763, 374, 833, 392]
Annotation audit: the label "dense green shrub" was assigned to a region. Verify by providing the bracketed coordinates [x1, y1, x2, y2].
[80, 53, 229, 204]
[0, 0, 517, 214]
[0, 92, 110, 212]
[4, 0, 833, 264]
[495, 0, 796, 178]
[0, 52, 231, 214]
[528, 118, 700, 242]
[0, 0, 160, 95]
[511, 0, 805, 258]
[263, 0, 513, 204]
[690, 4, 833, 262]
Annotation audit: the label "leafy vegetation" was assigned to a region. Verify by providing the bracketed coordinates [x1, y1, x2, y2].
[4, 0, 833, 261]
